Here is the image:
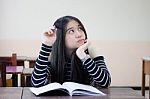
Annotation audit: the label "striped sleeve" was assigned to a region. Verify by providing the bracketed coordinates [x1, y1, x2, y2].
[82, 56, 111, 88]
[31, 43, 52, 87]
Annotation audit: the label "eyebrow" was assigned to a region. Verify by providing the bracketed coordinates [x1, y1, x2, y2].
[66, 27, 73, 32]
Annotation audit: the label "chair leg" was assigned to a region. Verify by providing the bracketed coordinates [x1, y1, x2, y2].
[142, 74, 145, 96]
[142, 60, 145, 96]
[24, 76, 31, 87]
[2, 65, 6, 87]
[142, 73, 145, 96]
[149, 75, 150, 99]
[21, 74, 25, 87]
[12, 74, 18, 87]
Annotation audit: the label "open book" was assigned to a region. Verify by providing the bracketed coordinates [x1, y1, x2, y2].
[30, 82, 106, 96]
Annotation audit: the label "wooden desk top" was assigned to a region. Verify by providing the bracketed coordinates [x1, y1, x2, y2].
[17, 56, 27, 61]
[143, 57, 150, 61]
[0, 87, 22, 99]
[22, 87, 146, 99]
[107, 88, 146, 99]
[0, 87, 146, 99]
[22, 68, 34, 74]
[17, 56, 36, 61]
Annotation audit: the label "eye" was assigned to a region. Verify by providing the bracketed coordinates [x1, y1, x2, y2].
[78, 26, 83, 31]
[68, 29, 75, 34]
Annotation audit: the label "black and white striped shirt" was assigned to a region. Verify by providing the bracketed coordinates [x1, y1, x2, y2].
[31, 43, 111, 88]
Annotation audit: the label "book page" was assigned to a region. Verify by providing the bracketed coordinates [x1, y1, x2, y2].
[30, 82, 65, 95]
[62, 82, 106, 96]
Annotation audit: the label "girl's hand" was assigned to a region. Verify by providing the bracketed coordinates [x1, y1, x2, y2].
[42, 27, 56, 46]
[76, 40, 90, 60]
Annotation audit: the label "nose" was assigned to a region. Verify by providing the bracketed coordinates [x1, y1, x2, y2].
[75, 31, 82, 38]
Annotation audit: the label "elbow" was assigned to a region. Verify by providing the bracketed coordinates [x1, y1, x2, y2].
[31, 81, 44, 88]
[101, 77, 111, 88]
[30, 77, 45, 88]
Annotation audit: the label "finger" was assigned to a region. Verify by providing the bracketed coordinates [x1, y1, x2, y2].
[47, 29, 55, 36]
[82, 42, 89, 49]
[84, 39, 87, 43]
[78, 41, 89, 51]
[83, 40, 90, 47]
[43, 32, 50, 37]
[84, 40, 91, 49]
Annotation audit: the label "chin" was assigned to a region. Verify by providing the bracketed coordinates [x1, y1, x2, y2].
[77, 43, 84, 47]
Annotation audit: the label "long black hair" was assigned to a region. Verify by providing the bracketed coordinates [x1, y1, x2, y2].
[50, 16, 90, 84]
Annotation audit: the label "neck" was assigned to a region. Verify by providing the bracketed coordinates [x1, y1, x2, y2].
[66, 49, 74, 58]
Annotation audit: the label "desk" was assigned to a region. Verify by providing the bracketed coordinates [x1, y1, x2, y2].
[0, 87, 146, 99]
[142, 57, 150, 99]
[107, 88, 146, 99]
[22, 87, 146, 99]
[17, 56, 35, 86]
[17, 56, 36, 68]
[0, 87, 22, 99]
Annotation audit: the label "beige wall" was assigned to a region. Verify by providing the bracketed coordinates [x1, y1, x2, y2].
[0, 0, 150, 86]
[0, 40, 150, 86]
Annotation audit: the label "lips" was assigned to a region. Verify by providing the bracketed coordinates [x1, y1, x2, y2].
[77, 39, 85, 43]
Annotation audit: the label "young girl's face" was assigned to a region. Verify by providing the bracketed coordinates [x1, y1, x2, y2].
[65, 20, 86, 51]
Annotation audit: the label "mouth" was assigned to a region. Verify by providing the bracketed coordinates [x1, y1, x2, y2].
[77, 39, 85, 43]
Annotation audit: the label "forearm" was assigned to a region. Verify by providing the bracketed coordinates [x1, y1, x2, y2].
[82, 56, 111, 88]
[31, 43, 52, 87]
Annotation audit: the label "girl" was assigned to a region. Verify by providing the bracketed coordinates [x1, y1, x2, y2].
[31, 16, 111, 88]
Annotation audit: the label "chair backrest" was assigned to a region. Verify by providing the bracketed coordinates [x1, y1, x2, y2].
[0, 53, 17, 86]
[0, 53, 17, 66]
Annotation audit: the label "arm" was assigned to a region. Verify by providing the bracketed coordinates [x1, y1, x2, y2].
[82, 55, 111, 88]
[31, 44, 52, 87]
[31, 27, 56, 87]
[76, 40, 111, 88]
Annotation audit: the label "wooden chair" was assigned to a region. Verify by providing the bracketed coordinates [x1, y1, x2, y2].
[0, 53, 23, 87]
[0, 53, 17, 86]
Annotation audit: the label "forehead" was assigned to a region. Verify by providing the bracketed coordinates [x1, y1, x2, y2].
[66, 20, 80, 29]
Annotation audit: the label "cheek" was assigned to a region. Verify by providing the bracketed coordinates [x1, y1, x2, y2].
[65, 37, 73, 47]
[82, 33, 86, 39]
